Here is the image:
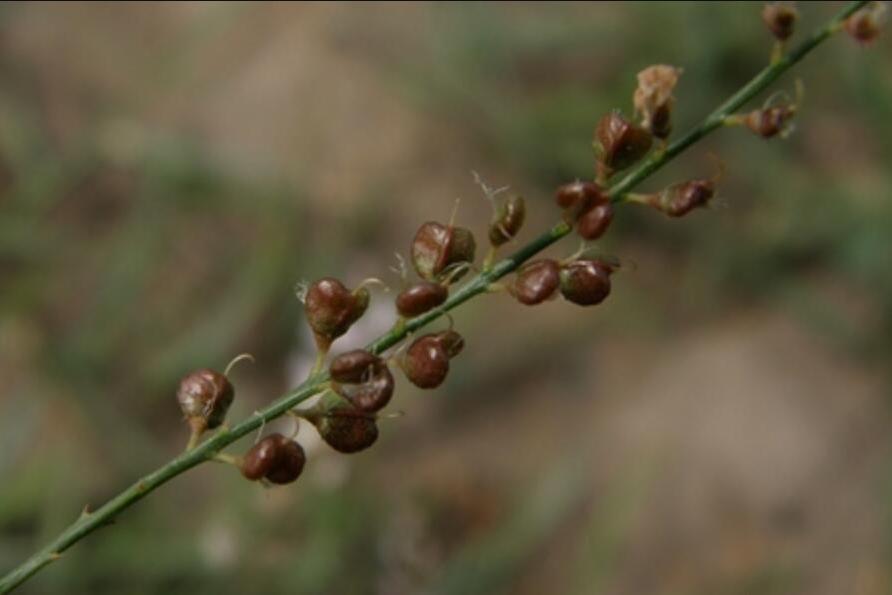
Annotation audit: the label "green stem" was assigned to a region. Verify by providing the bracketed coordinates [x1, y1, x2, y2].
[0, 2, 867, 592]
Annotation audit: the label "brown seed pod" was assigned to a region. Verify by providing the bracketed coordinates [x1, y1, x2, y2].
[743, 105, 796, 138]
[844, 2, 886, 44]
[402, 334, 452, 389]
[658, 179, 716, 217]
[307, 404, 379, 454]
[595, 111, 653, 176]
[240, 433, 306, 484]
[511, 259, 561, 306]
[762, 2, 798, 41]
[240, 435, 280, 480]
[434, 329, 465, 358]
[329, 350, 383, 384]
[577, 202, 614, 241]
[395, 282, 449, 318]
[411, 221, 476, 282]
[176, 368, 234, 431]
[488, 195, 526, 246]
[559, 259, 614, 306]
[304, 278, 370, 352]
[265, 439, 306, 485]
[554, 181, 606, 221]
[329, 349, 394, 412]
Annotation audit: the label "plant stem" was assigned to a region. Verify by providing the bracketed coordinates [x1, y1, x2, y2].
[0, 2, 867, 592]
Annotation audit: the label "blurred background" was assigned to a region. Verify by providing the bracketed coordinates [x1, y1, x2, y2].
[1, 2, 891, 594]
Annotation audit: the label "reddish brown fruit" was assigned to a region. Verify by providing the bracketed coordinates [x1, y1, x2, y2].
[402, 330, 465, 389]
[176, 368, 234, 431]
[435, 329, 465, 358]
[403, 336, 450, 389]
[411, 221, 476, 282]
[241, 433, 306, 484]
[511, 259, 561, 306]
[762, 2, 798, 41]
[554, 181, 605, 221]
[265, 440, 306, 485]
[329, 350, 383, 384]
[305, 278, 369, 351]
[489, 195, 526, 246]
[559, 259, 614, 306]
[844, 2, 886, 44]
[240, 435, 280, 480]
[658, 179, 715, 217]
[329, 349, 394, 413]
[595, 111, 653, 176]
[743, 105, 796, 138]
[396, 282, 449, 318]
[307, 404, 379, 454]
[577, 202, 614, 241]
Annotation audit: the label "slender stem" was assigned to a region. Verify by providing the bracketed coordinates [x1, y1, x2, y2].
[0, 3, 867, 593]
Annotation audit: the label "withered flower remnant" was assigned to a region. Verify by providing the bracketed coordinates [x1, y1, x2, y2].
[633, 64, 682, 139]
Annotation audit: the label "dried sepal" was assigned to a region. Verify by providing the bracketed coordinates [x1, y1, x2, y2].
[176, 368, 235, 433]
[595, 111, 653, 180]
[304, 278, 370, 352]
[411, 221, 477, 282]
[240, 433, 306, 485]
[329, 349, 394, 413]
[488, 195, 526, 246]
[510, 259, 561, 306]
[762, 2, 798, 41]
[559, 259, 614, 306]
[395, 281, 449, 318]
[633, 65, 682, 139]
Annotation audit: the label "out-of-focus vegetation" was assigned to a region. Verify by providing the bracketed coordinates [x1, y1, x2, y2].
[0, 3, 890, 594]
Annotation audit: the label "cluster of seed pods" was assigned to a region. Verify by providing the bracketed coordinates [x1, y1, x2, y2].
[171, 2, 887, 489]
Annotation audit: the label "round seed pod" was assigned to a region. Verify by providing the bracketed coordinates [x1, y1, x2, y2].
[596, 111, 653, 174]
[240, 433, 306, 484]
[396, 282, 448, 318]
[511, 259, 561, 306]
[657, 179, 715, 217]
[334, 369, 394, 412]
[240, 435, 280, 480]
[330, 350, 383, 384]
[762, 2, 798, 41]
[329, 350, 394, 413]
[403, 334, 451, 389]
[559, 259, 614, 306]
[176, 368, 234, 430]
[577, 202, 614, 241]
[488, 195, 526, 246]
[743, 106, 795, 139]
[265, 439, 306, 485]
[310, 405, 379, 454]
[844, 3, 887, 44]
[434, 329, 465, 358]
[554, 181, 605, 221]
[305, 278, 370, 351]
[411, 222, 476, 282]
